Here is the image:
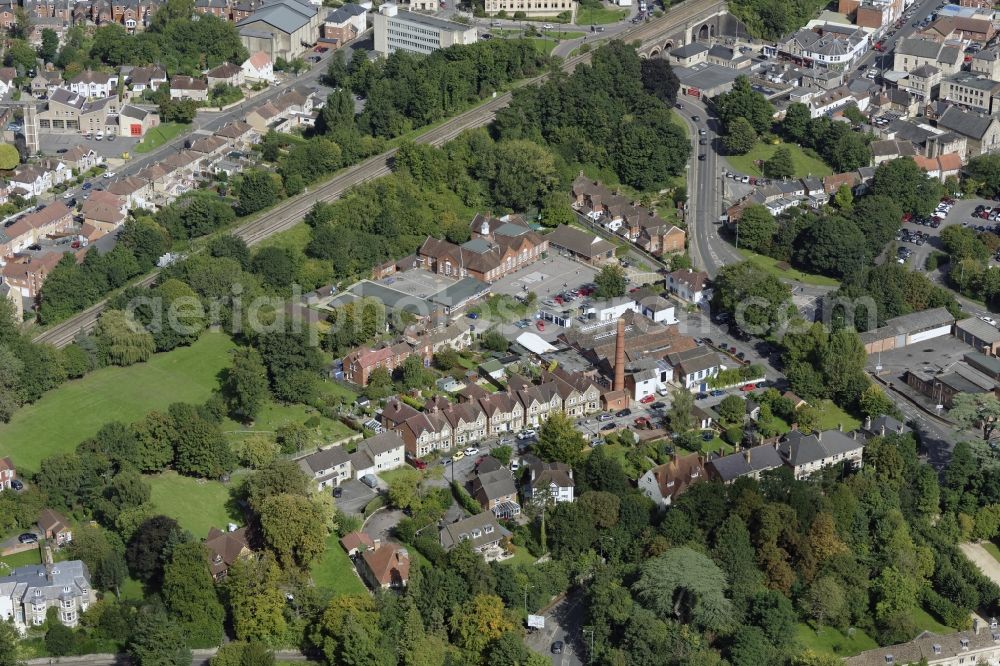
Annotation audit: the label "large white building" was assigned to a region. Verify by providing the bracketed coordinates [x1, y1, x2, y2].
[483, 0, 576, 19]
[373, 10, 477, 55]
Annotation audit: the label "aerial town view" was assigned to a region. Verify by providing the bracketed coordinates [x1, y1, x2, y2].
[7, 0, 1000, 662]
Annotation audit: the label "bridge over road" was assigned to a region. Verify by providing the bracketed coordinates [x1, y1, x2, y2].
[633, 0, 744, 58]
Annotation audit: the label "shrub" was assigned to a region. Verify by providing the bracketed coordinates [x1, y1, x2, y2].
[723, 427, 743, 445]
[451, 481, 482, 515]
[414, 532, 446, 565]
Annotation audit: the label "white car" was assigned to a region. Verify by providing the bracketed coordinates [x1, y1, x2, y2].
[543, 23, 553, 29]
[517, 429, 537, 440]
[510, 460, 520, 472]
[980, 315, 999, 327]
[464, 446, 479, 456]
[102, 171, 115, 179]
[597, 413, 613, 421]
[62, 191, 74, 199]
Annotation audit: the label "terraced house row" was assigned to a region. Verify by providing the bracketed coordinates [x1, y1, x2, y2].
[379, 368, 603, 457]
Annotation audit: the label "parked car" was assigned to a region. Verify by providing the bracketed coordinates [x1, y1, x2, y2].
[551, 641, 564, 654]
[332, 486, 343, 498]
[451, 451, 466, 462]
[980, 315, 999, 327]
[10, 479, 23, 491]
[18, 533, 38, 544]
[634, 416, 650, 428]
[639, 394, 655, 404]
[518, 429, 537, 440]
[82, 182, 92, 190]
[360, 474, 379, 489]
[651, 401, 666, 409]
[536, 320, 545, 331]
[597, 413, 613, 421]
[407, 456, 427, 470]
[710, 389, 725, 397]
[615, 408, 632, 417]
[601, 423, 617, 431]
[464, 446, 479, 456]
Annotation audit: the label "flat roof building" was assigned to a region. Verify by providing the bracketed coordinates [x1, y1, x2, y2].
[373, 10, 477, 55]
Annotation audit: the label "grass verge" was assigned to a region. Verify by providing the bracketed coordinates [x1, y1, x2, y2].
[576, 7, 628, 23]
[133, 123, 191, 154]
[727, 141, 833, 179]
[0, 332, 235, 472]
[738, 249, 841, 287]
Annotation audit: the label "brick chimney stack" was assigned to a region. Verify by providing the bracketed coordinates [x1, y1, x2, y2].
[613, 318, 625, 392]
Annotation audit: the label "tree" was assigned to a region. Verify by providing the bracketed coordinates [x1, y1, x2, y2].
[633, 547, 733, 633]
[448, 594, 516, 658]
[716, 76, 774, 134]
[717, 395, 746, 425]
[723, 117, 757, 155]
[640, 58, 679, 106]
[802, 575, 847, 627]
[237, 171, 280, 216]
[728, 626, 775, 666]
[96, 309, 156, 367]
[126, 515, 185, 586]
[39, 27, 58, 62]
[315, 88, 355, 135]
[208, 234, 251, 270]
[45, 622, 76, 656]
[250, 246, 298, 291]
[225, 554, 287, 645]
[131, 411, 177, 472]
[871, 158, 944, 216]
[873, 566, 917, 622]
[737, 204, 776, 253]
[0, 144, 19, 171]
[711, 262, 791, 336]
[832, 184, 854, 212]
[224, 347, 270, 422]
[950, 392, 1000, 440]
[830, 131, 871, 172]
[820, 328, 867, 406]
[258, 493, 328, 568]
[211, 643, 274, 666]
[161, 542, 225, 648]
[852, 195, 902, 259]
[763, 146, 795, 179]
[594, 264, 627, 299]
[782, 103, 811, 143]
[668, 387, 694, 433]
[540, 192, 576, 228]
[0, 618, 21, 666]
[798, 216, 867, 281]
[481, 329, 508, 353]
[173, 411, 235, 479]
[489, 139, 558, 210]
[859, 385, 896, 420]
[365, 367, 393, 400]
[534, 412, 587, 466]
[128, 609, 192, 666]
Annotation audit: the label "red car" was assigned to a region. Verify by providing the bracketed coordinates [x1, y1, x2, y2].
[740, 383, 757, 392]
[640, 394, 655, 404]
[407, 455, 427, 470]
[536, 320, 545, 331]
[634, 416, 650, 428]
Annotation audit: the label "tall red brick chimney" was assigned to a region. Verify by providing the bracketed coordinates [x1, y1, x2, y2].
[613, 318, 625, 392]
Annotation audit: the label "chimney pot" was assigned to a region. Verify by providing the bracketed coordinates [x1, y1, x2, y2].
[880, 424, 886, 436]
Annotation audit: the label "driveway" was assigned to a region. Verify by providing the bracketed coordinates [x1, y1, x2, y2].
[525, 589, 588, 666]
[960, 542, 1000, 588]
[364, 508, 404, 543]
[335, 479, 377, 516]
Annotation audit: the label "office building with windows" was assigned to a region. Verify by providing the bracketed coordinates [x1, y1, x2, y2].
[373, 10, 477, 55]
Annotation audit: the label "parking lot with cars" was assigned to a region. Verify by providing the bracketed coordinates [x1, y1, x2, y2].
[896, 195, 1000, 269]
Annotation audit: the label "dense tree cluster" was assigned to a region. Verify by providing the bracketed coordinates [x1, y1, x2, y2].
[779, 103, 872, 173]
[730, 0, 830, 40]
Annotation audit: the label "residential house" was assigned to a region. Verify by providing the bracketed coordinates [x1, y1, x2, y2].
[381, 398, 454, 456]
[972, 47, 1000, 80]
[638, 453, 706, 507]
[0, 561, 95, 630]
[298, 446, 352, 489]
[893, 36, 964, 75]
[215, 119, 259, 150]
[343, 340, 418, 386]
[241, 50, 274, 84]
[845, 628, 1000, 666]
[361, 544, 410, 589]
[349, 431, 406, 479]
[37, 508, 72, 545]
[206, 62, 244, 88]
[169, 75, 209, 101]
[118, 105, 159, 137]
[439, 513, 509, 561]
[521, 454, 574, 506]
[125, 65, 167, 96]
[912, 153, 963, 182]
[339, 531, 375, 556]
[544, 224, 616, 265]
[706, 44, 751, 69]
[0, 457, 15, 490]
[68, 70, 117, 98]
[324, 6, 361, 44]
[666, 346, 724, 391]
[0, 251, 81, 302]
[668, 42, 710, 67]
[8, 165, 54, 197]
[60, 145, 101, 174]
[859, 414, 912, 439]
[188, 134, 228, 159]
[936, 105, 1000, 156]
[924, 15, 995, 43]
[706, 444, 784, 483]
[0, 67, 15, 97]
[0, 202, 73, 254]
[204, 526, 251, 581]
[776, 428, 865, 479]
[639, 295, 677, 324]
[666, 268, 709, 304]
[469, 468, 520, 518]
[107, 176, 153, 210]
[31, 70, 62, 98]
[81, 190, 126, 237]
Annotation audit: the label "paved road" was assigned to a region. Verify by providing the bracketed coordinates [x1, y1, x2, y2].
[526, 589, 587, 666]
[960, 542, 1000, 587]
[30, 4, 722, 349]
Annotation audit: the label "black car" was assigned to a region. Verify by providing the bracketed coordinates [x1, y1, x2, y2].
[692, 115, 700, 122]
[10, 479, 22, 491]
[551, 641, 564, 654]
[698, 154, 706, 161]
[615, 408, 632, 417]
[696, 392, 708, 400]
[18, 533, 37, 544]
[699, 138, 708, 145]
[701, 430, 714, 441]
[651, 401, 666, 409]
[601, 423, 616, 431]
[332, 486, 343, 498]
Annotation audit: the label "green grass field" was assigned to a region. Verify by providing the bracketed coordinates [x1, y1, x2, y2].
[223, 401, 355, 447]
[0, 333, 235, 472]
[542, 29, 585, 39]
[738, 250, 841, 287]
[813, 399, 862, 432]
[909, 606, 954, 634]
[147, 471, 240, 537]
[499, 544, 539, 568]
[134, 122, 191, 154]
[795, 623, 878, 658]
[311, 533, 368, 596]
[0, 547, 41, 572]
[727, 142, 833, 179]
[983, 540, 1000, 563]
[576, 7, 627, 23]
[531, 38, 558, 54]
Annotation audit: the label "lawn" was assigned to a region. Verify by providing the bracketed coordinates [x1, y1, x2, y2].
[0, 332, 235, 472]
[133, 122, 191, 154]
[542, 29, 585, 39]
[311, 533, 368, 596]
[738, 249, 841, 287]
[0, 547, 41, 572]
[223, 401, 355, 446]
[795, 623, 878, 658]
[576, 7, 627, 23]
[727, 141, 833, 179]
[983, 540, 1000, 564]
[813, 399, 862, 433]
[147, 471, 240, 537]
[499, 544, 539, 568]
[909, 606, 953, 634]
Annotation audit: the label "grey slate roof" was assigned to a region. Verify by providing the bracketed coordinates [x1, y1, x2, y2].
[0, 561, 91, 604]
[470, 468, 516, 503]
[357, 430, 405, 458]
[777, 429, 863, 467]
[298, 446, 350, 474]
[237, 0, 317, 34]
[896, 36, 947, 59]
[845, 630, 1000, 666]
[671, 42, 709, 58]
[863, 414, 912, 437]
[956, 316, 1000, 343]
[439, 513, 508, 551]
[706, 445, 783, 482]
[938, 104, 998, 140]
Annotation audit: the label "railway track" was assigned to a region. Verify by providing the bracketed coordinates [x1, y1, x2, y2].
[31, 1, 721, 348]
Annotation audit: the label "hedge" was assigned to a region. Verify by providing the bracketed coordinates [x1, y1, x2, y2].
[451, 481, 482, 516]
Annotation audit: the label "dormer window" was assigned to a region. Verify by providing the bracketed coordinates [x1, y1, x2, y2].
[884, 657, 893, 665]
[213, 554, 223, 564]
[484, 525, 494, 534]
[666, 480, 675, 488]
[932, 644, 941, 655]
[471, 529, 482, 538]
[459, 533, 469, 541]
[960, 638, 970, 650]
